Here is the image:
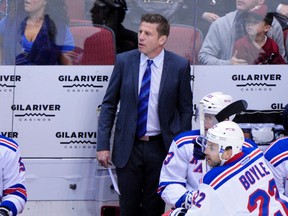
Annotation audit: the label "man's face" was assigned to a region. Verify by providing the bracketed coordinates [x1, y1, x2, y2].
[138, 22, 166, 59]
[204, 141, 221, 167]
[236, 0, 260, 12]
[204, 114, 218, 133]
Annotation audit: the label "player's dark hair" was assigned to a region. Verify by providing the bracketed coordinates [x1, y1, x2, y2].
[225, 146, 232, 151]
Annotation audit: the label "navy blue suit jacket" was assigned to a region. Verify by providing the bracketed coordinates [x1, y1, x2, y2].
[97, 49, 193, 168]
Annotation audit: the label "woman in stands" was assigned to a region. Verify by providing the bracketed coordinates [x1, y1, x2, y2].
[15, 0, 74, 65]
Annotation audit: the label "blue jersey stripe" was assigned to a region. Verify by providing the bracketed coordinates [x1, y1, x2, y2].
[213, 153, 263, 190]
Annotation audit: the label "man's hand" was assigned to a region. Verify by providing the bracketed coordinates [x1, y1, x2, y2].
[230, 50, 248, 65]
[182, 190, 195, 209]
[96, 150, 111, 168]
[202, 12, 220, 23]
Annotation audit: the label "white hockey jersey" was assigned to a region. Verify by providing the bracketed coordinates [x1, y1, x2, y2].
[158, 130, 257, 208]
[0, 135, 27, 215]
[264, 137, 288, 196]
[182, 147, 288, 215]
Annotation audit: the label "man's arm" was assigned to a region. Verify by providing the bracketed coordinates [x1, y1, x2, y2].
[198, 19, 232, 65]
[97, 56, 123, 152]
[1, 146, 27, 216]
[269, 17, 286, 58]
[96, 55, 123, 168]
[170, 184, 225, 216]
[158, 140, 192, 208]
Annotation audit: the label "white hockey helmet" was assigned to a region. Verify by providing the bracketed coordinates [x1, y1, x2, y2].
[206, 121, 244, 163]
[200, 92, 234, 115]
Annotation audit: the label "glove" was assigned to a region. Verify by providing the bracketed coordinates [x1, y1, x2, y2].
[0, 207, 10, 216]
[169, 207, 188, 216]
[193, 137, 206, 160]
[182, 190, 194, 209]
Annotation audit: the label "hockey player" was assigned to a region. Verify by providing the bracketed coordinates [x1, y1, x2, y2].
[264, 103, 288, 196]
[158, 92, 256, 209]
[169, 121, 288, 216]
[0, 135, 27, 216]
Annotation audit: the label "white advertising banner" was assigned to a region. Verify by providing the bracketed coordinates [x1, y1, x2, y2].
[3, 66, 113, 157]
[192, 65, 288, 111]
[0, 66, 17, 133]
[192, 65, 288, 129]
[0, 65, 287, 158]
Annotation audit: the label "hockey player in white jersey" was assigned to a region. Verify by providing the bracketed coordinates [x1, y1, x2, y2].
[0, 135, 27, 216]
[264, 103, 288, 196]
[158, 92, 256, 209]
[169, 121, 288, 216]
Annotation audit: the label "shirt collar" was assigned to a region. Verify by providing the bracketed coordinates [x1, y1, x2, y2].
[140, 49, 164, 68]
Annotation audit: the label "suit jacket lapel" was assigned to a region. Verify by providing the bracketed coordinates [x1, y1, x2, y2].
[159, 50, 170, 98]
[132, 51, 141, 101]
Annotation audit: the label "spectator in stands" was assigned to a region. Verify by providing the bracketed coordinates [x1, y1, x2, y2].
[198, 0, 285, 65]
[267, 0, 288, 29]
[197, 1, 236, 37]
[122, 1, 195, 33]
[0, 0, 74, 65]
[233, 4, 286, 64]
[0, 134, 27, 216]
[90, 0, 138, 53]
[264, 103, 288, 197]
[266, 0, 288, 61]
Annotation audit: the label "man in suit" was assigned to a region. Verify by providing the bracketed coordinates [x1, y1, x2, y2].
[96, 13, 193, 216]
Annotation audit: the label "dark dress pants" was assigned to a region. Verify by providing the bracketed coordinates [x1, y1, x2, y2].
[116, 137, 166, 216]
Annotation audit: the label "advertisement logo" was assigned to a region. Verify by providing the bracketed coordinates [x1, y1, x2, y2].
[1, 131, 18, 139]
[232, 74, 281, 92]
[58, 75, 109, 93]
[0, 75, 21, 93]
[271, 103, 285, 110]
[11, 104, 60, 122]
[56, 131, 97, 150]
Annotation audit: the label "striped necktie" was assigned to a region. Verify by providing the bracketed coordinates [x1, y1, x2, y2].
[136, 59, 153, 138]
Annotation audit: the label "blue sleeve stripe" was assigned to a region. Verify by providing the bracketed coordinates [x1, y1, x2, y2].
[175, 136, 197, 148]
[269, 152, 288, 167]
[4, 184, 27, 202]
[0, 143, 17, 152]
[157, 181, 186, 195]
[0, 138, 18, 152]
[175, 192, 187, 208]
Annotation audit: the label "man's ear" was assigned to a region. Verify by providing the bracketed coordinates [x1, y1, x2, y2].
[159, 35, 168, 46]
[222, 148, 233, 160]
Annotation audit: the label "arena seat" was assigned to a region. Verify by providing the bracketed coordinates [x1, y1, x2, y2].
[69, 24, 116, 65]
[164, 24, 203, 64]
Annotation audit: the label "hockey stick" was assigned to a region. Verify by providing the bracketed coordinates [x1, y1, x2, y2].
[199, 101, 207, 176]
[215, 100, 248, 122]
